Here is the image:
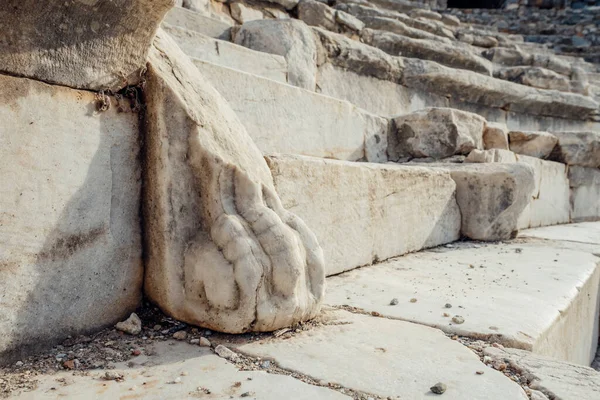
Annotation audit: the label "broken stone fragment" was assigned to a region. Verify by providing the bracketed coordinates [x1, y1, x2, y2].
[215, 345, 239, 361]
[0, 0, 173, 91]
[230, 3, 264, 24]
[297, 0, 337, 31]
[335, 10, 365, 32]
[508, 131, 558, 160]
[143, 29, 325, 333]
[389, 108, 485, 160]
[115, 313, 142, 336]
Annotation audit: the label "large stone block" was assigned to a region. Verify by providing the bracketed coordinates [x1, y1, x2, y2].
[516, 155, 570, 229]
[549, 131, 600, 168]
[0, 0, 173, 91]
[267, 155, 461, 275]
[389, 108, 485, 160]
[193, 59, 388, 162]
[144, 29, 325, 334]
[162, 24, 288, 83]
[569, 167, 600, 222]
[233, 20, 318, 90]
[508, 130, 558, 159]
[0, 74, 142, 364]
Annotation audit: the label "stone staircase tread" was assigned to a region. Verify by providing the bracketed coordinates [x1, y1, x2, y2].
[163, 6, 232, 40]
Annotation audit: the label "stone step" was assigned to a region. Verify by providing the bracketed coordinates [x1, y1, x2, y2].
[191, 59, 388, 162]
[163, 23, 288, 83]
[163, 6, 232, 40]
[326, 223, 600, 366]
[266, 155, 462, 276]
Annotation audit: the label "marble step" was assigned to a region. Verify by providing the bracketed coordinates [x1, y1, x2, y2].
[163, 23, 288, 83]
[163, 6, 232, 40]
[326, 222, 600, 366]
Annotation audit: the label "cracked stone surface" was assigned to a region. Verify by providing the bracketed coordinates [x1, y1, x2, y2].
[236, 308, 528, 399]
[143, 29, 325, 333]
[325, 238, 600, 365]
[9, 341, 349, 400]
[484, 347, 600, 400]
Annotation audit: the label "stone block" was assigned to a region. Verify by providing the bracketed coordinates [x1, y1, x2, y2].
[508, 130, 558, 159]
[549, 131, 600, 168]
[164, 6, 232, 40]
[297, 0, 337, 31]
[193, 59, 388, 162]
[0, 74, 142, 363]
[234, 19, 318, 90]
[162, 24, 287, 83]
[569, 167, 600, 222]
[389, 108, 485, 160]
[0, 0, 172, 91]
[483, 122, 509, 150]
[230, 2, 264, 24]
[267, 155, 461, 275]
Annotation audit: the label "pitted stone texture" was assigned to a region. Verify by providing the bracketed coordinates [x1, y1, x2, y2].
[549, 131, 600, 168]
[484, 347, 600, 400]
[483, 122, 510, 150]
[193, 59, 388, 162]
[237, 309, 528, 399]
[144, 29, 325, 333]
[413, 163, 534, 241]
[362, 29, 492, 75]
[508, 131, 558, 159]
[569, 167, 600, 222]
[267, 155, 461, 275]
[0, 75, 142, 364]
[516, 156, 570, 229]
[326, 239, 600, 365]
[0, 0, 172, 91]
[234, 19, 317, 90]
[389, 108, 485, 160]
[162, 24, 287, 83]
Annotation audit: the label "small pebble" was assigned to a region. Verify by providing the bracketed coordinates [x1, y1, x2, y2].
[430, 382, 447, 394]
[452, 315, 465, 324]
[215, 345, 239, 361]
[199, 337, 212, 347]
[189, 339, 200, 345]
[444, 303, 452, 308]
[476, 371, 484, 375]
[390, 298, 399, 306]
[410, 298, 417, 303]
[172, 331, 187, 340]
[15, 361, 23, 367]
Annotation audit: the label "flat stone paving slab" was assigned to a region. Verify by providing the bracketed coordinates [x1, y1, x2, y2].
[520, 222, 600, 248]
[11, 341, 349, 400]
[237, 309, 527, 399]
[326, 237, 600, 365]
[484, 346, 600, 400]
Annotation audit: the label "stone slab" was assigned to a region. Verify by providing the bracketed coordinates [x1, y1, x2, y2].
[164, 6, 232, 40]
[11, 341, 349, 400]
[163, 24, 288, 83]
[569, 167, 600, 222]
[325, 240, 600, 365]
[267, 155, 461, 275]
[193, 59, 388, 162]
[520, 222, 600, 248]
[0, 74, 142, 364]
[237, 309, 528, 399]
[516, 155, 570, 229]
[484, 347, 600, 400]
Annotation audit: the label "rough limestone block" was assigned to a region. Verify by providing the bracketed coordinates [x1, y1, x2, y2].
[362, 29, 493, 75]
[162, 24, 287, 83]
[164, 6, 232, 39]
[234, 20, 318, 90]
[508, 130, 558, 159]
[569, 167, 600, 222]
[267, 155, 461, 275]
[237, 309, 528, 399]
[230, 2, 264, 24]
[193, 59, 388, 162]
[265, 0, 299, 10]
[297, 0, 337, 31]
[359, 16, 453, 43]
[441, 14, 460, 27]
[447, 163, 535, 240]
[517, 155, 570, 229]
[0, 74, 142, 363]
[326, 240, 600, 365]
[484, 347, 600, 400]
[495, 66, 571, 92]
[144, 29, 325, 333]
[549, 131, 600, 168]
[0, 0, 172, 91]
[483, 122, 509, 150]
[389, 108, 485, 160]
[335, 10, 365, 32]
